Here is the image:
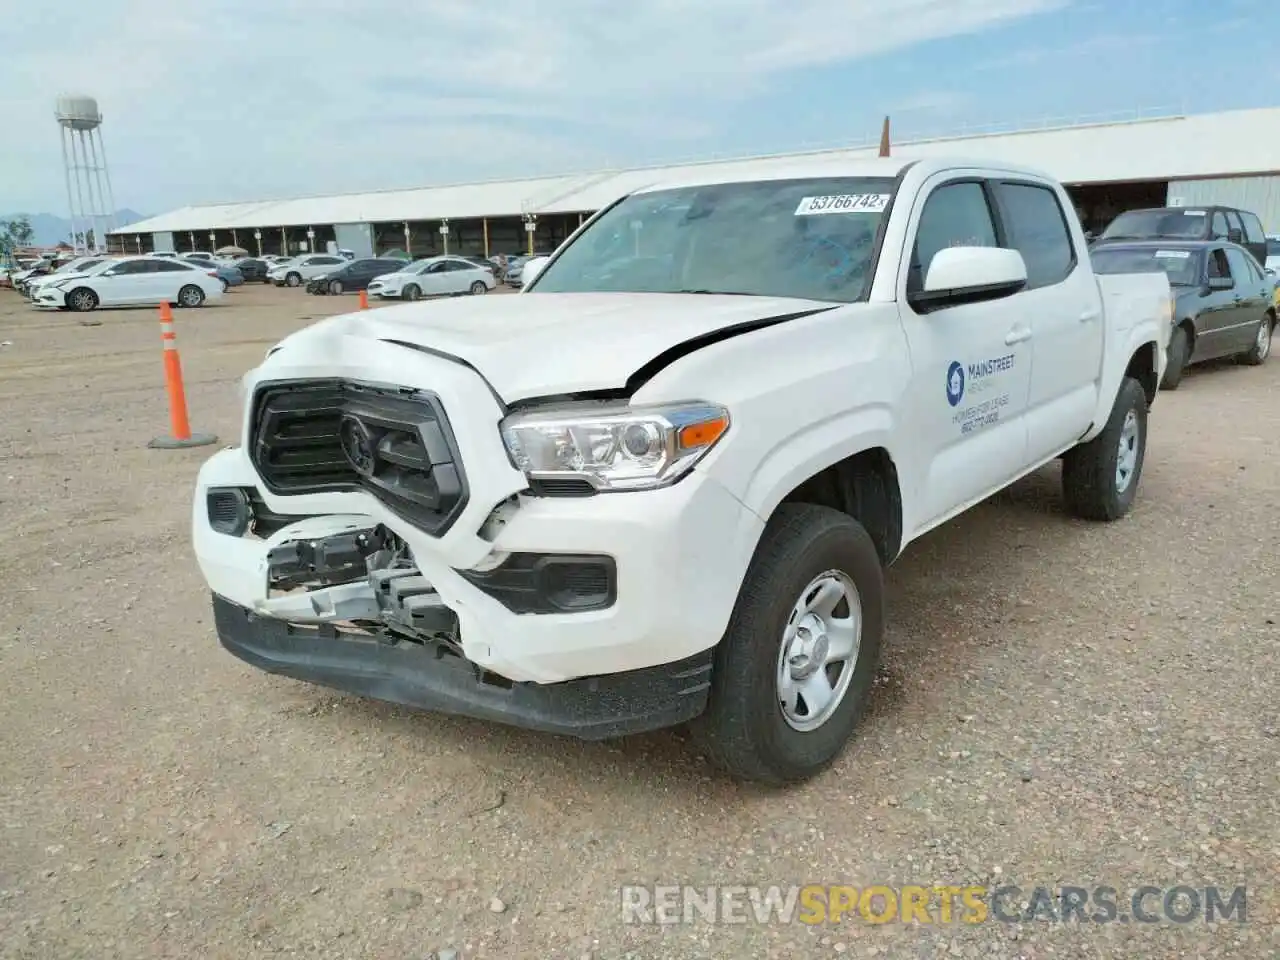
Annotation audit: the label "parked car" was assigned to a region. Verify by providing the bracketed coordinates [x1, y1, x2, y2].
[367, 255, 497, 300]
[505, 253, 554, 287]
[145, 251, 180, 259]
[1092, 240, 1274, 388]
[304, 257, 403, 295]
[31, 255, 223, 312]
[192, 157, 1171, 784]
[461, 255, 499, 275]
[1265, 235, 1280, 272]
[24, 255, 113, 299]
[233, 258, 272, 283]
[182, 257, 244, 292]
[268, 254, 348, 287]
[183, 251, 216, 263]
[1093, 205, 1269, 266]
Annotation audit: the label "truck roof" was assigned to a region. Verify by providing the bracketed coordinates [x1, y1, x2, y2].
[630, 155, 1063, 195]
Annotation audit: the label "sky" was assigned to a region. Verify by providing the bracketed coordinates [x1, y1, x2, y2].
[1, 0, 1276, 218]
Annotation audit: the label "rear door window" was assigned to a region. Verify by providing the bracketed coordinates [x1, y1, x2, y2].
[992, 180, 1077, 289]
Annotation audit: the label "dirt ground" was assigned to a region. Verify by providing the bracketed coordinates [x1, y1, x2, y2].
[0, 284, 1276, 960]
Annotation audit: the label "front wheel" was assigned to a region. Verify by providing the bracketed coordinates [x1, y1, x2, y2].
[402, 284, 421, 301]
[285, 272, 301, 287]
[1061, 376, 1148, 521]
[694, 503, 885, 784]
[469, 281, 487, 296]
[219, 278, 229, 293]
[67, 287, 98, 312]
[1161, 325, 1189, 390]
[1242, 313, 1273, 365]
[329, 280, 343, 295]
[178, 284, 206, 308]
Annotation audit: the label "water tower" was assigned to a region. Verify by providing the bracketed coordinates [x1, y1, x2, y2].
[55, 95, 118, 254]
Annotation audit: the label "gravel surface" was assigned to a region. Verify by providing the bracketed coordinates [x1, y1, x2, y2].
[0, 285, 1276, 959]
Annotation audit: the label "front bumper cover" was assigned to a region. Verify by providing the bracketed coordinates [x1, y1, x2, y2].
[213, 593, 713, 738]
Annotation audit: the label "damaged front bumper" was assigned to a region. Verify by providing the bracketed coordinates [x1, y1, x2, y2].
[212, 593, 713, 739]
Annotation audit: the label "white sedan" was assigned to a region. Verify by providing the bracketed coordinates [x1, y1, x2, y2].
[367, 255, 497, 301]
[31, 256, 224, 312]
[267, 254, 348, 287]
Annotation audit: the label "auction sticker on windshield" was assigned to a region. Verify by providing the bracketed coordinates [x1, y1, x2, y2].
[795, 195, 890, 215]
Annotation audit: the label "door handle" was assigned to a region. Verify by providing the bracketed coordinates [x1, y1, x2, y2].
[1004, 326, 1032, 345]
[1079, 308, 1100, 322]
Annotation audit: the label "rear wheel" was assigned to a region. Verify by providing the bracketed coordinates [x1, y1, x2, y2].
[403, 284, 420, 301]
[694, 503, 885, 784]
[1061, 376, 1148, 521]
[1161, 325, 1190, 390]
[329, 280, 344, 295]
[1241, 312, 1273, 365]
[178, 284, 205, 308]
[469, 280, 487, 295]
[67, 287, 98, 312]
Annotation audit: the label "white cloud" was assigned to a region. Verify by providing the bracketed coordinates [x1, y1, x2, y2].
[0, 0, 1065, 214]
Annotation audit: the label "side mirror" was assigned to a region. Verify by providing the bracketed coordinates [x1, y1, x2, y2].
[908, 246, 1028, 313]
[1265, 268, 1276, 279]
[520, 256, 551, 289]
[1207, 276, 1234, 290]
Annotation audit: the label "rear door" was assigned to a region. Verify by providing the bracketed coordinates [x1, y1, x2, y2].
[1224, 246, 1270, 351]
[990, 177, 1101, 462]
[1238, 211, 1269, 266]
[153, 259, 201, 302]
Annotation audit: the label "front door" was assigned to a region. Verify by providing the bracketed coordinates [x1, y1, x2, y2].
[99, 260, 152, 304]
[897, 175, 1033, 529]
[1194, 247, 1246, 361]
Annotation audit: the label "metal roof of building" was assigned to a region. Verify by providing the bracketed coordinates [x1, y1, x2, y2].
[112, 106, 1280, 236]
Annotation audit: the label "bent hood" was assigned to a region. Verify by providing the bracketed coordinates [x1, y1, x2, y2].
[270, 291, 837, 402]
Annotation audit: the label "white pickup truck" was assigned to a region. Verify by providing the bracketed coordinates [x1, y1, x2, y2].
[192, 157, 1171, 784]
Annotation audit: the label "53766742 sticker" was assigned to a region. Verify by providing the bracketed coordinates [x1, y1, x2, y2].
[795, 194, 890, 216]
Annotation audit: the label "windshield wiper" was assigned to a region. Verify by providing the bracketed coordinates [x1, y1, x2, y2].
[674, 288, 757, 296]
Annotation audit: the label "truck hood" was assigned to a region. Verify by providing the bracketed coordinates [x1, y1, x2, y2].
[272, 291, 837, 402]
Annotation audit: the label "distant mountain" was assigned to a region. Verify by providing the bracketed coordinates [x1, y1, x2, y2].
[1, 209, 149, 247]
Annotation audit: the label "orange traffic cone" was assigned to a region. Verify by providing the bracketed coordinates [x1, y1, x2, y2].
[148, 301, 217, 449]
[358, 289, 369, 310]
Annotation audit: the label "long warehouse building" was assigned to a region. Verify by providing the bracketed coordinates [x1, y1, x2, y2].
[109, 106, 1280, 260]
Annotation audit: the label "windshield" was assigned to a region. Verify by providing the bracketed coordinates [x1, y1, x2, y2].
[1091, 246, 1202, 286]
[531, 176, 896, 302]
[1102, 209, 1206, 241]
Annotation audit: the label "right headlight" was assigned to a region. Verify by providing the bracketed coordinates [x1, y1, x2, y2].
[500, 401, 730, 492]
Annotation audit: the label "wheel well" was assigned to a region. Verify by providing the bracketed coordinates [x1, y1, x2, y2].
[778, 447, 903, 565]
[1126, 341, 1158, 405]
[1177, 318, 1196, 350]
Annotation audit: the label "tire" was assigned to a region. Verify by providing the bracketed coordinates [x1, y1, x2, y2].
[178, 284, 206, 308]
[470, 281, 487, 296]
[1160, 324, 1190, 390]
[66, 287, 98, 313]
[403, 284, 420, 302]
[219, 278, 229, 293]
[1241, 312, 1273, 365]
[694, 503, 885, 785]
[329, 280, 343, 295]
[1061, 376, 1148, 522]
[285, 272, 301, 287]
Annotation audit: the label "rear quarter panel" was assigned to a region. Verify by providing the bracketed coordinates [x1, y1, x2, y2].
[1085, 272, 1172, 440]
